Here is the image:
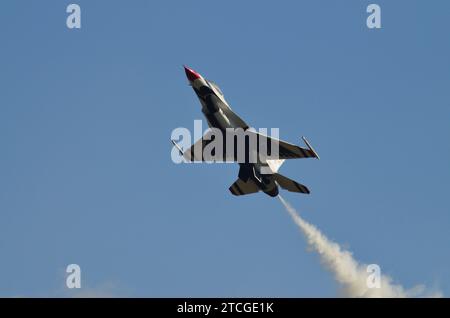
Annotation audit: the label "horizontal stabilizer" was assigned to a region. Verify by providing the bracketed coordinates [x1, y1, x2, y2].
[229, 178, 260, 196]
[273, 173, 310, 194]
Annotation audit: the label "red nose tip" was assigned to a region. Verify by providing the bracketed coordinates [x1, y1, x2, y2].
[184, 65, 201, 81]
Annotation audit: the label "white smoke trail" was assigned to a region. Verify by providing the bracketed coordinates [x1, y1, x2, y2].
[278, 195, 441, 298]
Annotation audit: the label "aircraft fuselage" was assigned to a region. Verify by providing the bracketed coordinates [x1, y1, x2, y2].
[185, 66, 279, 197]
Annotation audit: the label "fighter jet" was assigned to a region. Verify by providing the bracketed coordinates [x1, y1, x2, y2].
[172, 66, 319, 197]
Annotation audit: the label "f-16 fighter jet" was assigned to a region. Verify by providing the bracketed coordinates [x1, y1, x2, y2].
[172, 66, 319, 197]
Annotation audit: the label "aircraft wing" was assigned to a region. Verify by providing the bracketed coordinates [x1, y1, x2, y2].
[172, 130, 319, 162]
[229, 178, 260, 196]
[181, 134, 212, 162]
[274, 137, 319, 160]
[248, 131, 320, 160]
[172, 129, 227, 162]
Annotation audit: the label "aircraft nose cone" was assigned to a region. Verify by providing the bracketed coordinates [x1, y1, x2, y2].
[184, 65, 201, 81]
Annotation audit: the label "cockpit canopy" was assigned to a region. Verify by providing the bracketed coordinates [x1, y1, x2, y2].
[207, 80, 224, 96]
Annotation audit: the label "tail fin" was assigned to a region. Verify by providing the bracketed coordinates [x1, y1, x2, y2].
[273, 173, 310, 194]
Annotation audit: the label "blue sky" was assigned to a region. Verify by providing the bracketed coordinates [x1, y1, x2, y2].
[0, 0, 449, 297]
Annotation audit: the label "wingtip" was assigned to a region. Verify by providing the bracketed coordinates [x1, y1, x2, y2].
[302, 136, 320, 160]
[171, 139, 184, 156]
